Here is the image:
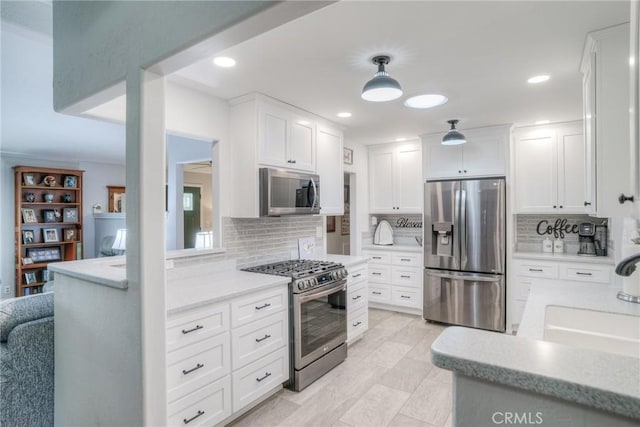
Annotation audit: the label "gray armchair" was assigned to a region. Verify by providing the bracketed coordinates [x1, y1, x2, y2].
[0, 292, 54, 427]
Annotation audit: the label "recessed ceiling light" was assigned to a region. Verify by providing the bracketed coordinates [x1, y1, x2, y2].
[527, 75, 550, 84]
[535, 120, 550, 125]
[213, 57, 236, 68]
[337, 112, 352, 118]
[404, 94, 448, 109]
[395, 137, 407, 142]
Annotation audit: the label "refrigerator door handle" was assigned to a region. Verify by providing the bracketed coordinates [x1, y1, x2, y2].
[425, 270, 501, 282]
[460, 189, 467, 268]
[454, 188, 461, 264]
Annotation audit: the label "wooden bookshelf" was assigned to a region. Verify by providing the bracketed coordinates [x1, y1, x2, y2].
[14, 166, 84, 296]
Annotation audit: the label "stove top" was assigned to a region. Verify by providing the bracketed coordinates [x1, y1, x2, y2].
[243, 260, 348, 293]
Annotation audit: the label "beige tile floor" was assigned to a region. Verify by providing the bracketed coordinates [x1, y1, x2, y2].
[229, 309, 452, 427]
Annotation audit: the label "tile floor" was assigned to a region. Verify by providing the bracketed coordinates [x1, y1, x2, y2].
[229, 309, 452, 427]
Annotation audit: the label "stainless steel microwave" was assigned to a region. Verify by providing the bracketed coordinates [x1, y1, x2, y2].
[259, 168, 320, 216]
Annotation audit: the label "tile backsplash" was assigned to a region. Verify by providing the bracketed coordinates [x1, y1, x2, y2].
[364, 214, 423, 244]
[516, 214, 609, 254]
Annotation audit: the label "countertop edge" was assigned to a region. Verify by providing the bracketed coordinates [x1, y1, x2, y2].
[48, 262, 128, 289]
[431, 327, 640, 420]
[512, 251, 615, 265]
[362, 244, 422, 253]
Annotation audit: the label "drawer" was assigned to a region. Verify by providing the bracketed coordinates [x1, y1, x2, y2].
[369, 284, 391, 302]
[391, 286, 422, 308]
[347, 264, 367, 284]
[369, 265, 391, 283]
[560, 264, 612, 284]
[516, 262, 558, 279]
[347, 281, 368, 313]
[167, 375, 231, 427]
[167, 303, 229, 352]
[347, 306, 368, 341]
[231, 286, 287, 327]
[167, 332, 231, 403]
[392, 253, 421, 268]
[231, 311, 288, 369]
[363, 251, 391, 265]
[232, 346, 288, 412]
[391, 266, 422, 288]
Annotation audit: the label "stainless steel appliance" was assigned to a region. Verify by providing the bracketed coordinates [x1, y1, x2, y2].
[578, 222, 598, 256]
[243, 260, 348, 391]
[423, 177, 506, 332]
[259, 168, 320, 216]
[595, 223, 608, 256]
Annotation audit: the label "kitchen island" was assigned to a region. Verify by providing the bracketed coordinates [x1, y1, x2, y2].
[431, 281, 640, 427]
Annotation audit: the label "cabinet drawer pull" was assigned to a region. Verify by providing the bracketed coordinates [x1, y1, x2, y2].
[181, 325, 203, 335]
[183, 410, 205, 424]
[372, 256, 382, 260]
[352, 295, 362, 300]
[576, 272, 593, 276]
[352, 273, 362, 278]
[400, 275, 411, 279]
[352, 321, 362, 327]
[400, 258, 411, 262]
[528, 268, 543, 272]
[255, 334, 271, 343]
[255, 303, 271, 310]
[372, 272, 382, 276]
[256, 372, 272, 382]
[182, 363, 204, 375]
[400, 295, 411, 299]
[372, 291, 382, 295]
[584, 201, 592, 206]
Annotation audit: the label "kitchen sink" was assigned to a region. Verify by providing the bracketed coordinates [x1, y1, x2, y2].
[544, 305, 640, 358]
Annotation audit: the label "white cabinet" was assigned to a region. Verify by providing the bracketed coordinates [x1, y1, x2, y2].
[346, 261, 369, 344]
[513, 122, 585, 214]
[581, 24, 633, 218]
[316, 125, 344, 215]
[363, 248, 423, 314]
[368, 141, 422, 214]
[422, 125, 509, 179]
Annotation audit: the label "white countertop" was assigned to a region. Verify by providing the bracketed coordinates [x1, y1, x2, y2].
[319, 254, 369, 267]
[49, 257, 128, 289]
[512, 251, 615, 265]
[431, 282, 640, 420]
[362, 244, 422, 253]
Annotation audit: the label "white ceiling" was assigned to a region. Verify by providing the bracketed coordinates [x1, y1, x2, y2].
[174, 1, 630, 145]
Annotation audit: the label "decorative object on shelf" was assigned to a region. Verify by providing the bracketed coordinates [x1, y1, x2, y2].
[21, 208, 37, 224]
[442, 120, 466, 145]
[43, 228, 59, 243]
[63, 208, 78, 223]
[22, 230, 35, 244]
[62, 194, 73, 203]
[63, 228, 77, 242]
[23, 174, 36, 186]
[27, 247, 62, 262]
[43, 193, 54, 203]
[111, 228, 127, 254]
[25, 193, 35, 202]
[536, 218, 579, 238]
[343, 147, 353, 165]
[24, 272, 37, 285]
[107, 186, 126, 213]
[41, 270, 50, 282]
[361, 55, 403, 102]
[395, 217, 423, 228]
[42, 210, 58, 223]
[553, 239, 565, 254]
[42, 175, 56, 187]
[542, 238, 554, 253]
[22, 257, 33, 265]
[63, 175, 77, 188]
[327, 216, 336, 232]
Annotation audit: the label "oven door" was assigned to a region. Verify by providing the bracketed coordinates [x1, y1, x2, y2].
[260, 168, 320, 216]
[293, 280, 347, 369]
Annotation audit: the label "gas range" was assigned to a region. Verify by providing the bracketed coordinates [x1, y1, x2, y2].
[243, 260, 348, 293]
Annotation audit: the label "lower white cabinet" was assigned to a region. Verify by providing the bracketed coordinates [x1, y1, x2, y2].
[166, 284, 289, 426]
[346, 261, 369, 343]
[363, 248, 423, 313]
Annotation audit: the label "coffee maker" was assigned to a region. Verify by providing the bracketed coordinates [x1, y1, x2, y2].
[578, 222, 607, 256]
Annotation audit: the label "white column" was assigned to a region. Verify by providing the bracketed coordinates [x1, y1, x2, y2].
[126, 69, 167, 425]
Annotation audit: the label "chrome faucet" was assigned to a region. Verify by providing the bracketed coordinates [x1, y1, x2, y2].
[614, 253, 640, 303]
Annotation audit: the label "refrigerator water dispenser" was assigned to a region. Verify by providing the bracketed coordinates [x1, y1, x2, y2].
[432, 222, 454, 256]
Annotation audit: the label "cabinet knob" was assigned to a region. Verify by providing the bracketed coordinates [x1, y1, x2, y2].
[291, 159, 296, 164]
[553, 205, 557, 209]
[458, 170, 462, 174]
[618, 194, 635, 204]
[463, 170, 467, 173]
[559, 205, 563, 209]
[584, 201, 591, 206]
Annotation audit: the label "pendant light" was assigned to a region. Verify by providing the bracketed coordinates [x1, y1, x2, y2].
[361, 55, 403, 102]
[442, 120, 466, 145]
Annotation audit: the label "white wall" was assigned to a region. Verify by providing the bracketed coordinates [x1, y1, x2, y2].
[343, 140, 369, 255]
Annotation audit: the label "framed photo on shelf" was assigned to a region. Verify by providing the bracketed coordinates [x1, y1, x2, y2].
[22, 230, 35, 244]
[63, 228, 77, 242]
[24, 271, 37, 285]
[21, 208, 37, 224]
[64, 175, 77, 188]
[22, 257, 34, 265]
[43, 228, 59, 243]
[343, 147, 353, 165]
[27, 247, 61, 262]
[63, 207, 78, 223]
[42, 209, 58, 223]
[23, 173, 36, 186]
[41, 270, 50, 282]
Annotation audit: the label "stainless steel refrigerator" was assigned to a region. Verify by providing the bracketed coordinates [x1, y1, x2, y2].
[423, 177, 506, 332]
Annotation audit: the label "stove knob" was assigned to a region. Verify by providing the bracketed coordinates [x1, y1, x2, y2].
[341, 269, 348, 279]
[305, 279, 312, 289]
[307, 279, 314, 289]
[298, 282, 304, 291]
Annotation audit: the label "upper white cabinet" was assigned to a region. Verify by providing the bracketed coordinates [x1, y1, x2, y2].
[368, 141, 422, 214]
[581, 23, 633, 218]
[316, 125, 344, 215]
[513, 122, 585, 214]
[422, 125, 509, 179]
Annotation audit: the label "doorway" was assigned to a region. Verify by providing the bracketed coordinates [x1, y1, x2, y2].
[182, 186, 202, 249]
[327, 172, 352, 255]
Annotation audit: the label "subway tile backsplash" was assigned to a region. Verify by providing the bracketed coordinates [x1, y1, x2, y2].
[515, 214, 609, 254]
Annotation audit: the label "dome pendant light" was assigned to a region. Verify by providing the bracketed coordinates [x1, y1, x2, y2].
[361, 55, 403, 102]
[442, 120, 466, 145]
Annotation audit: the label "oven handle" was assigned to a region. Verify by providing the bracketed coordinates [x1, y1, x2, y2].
[297, 280, 346, 303]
